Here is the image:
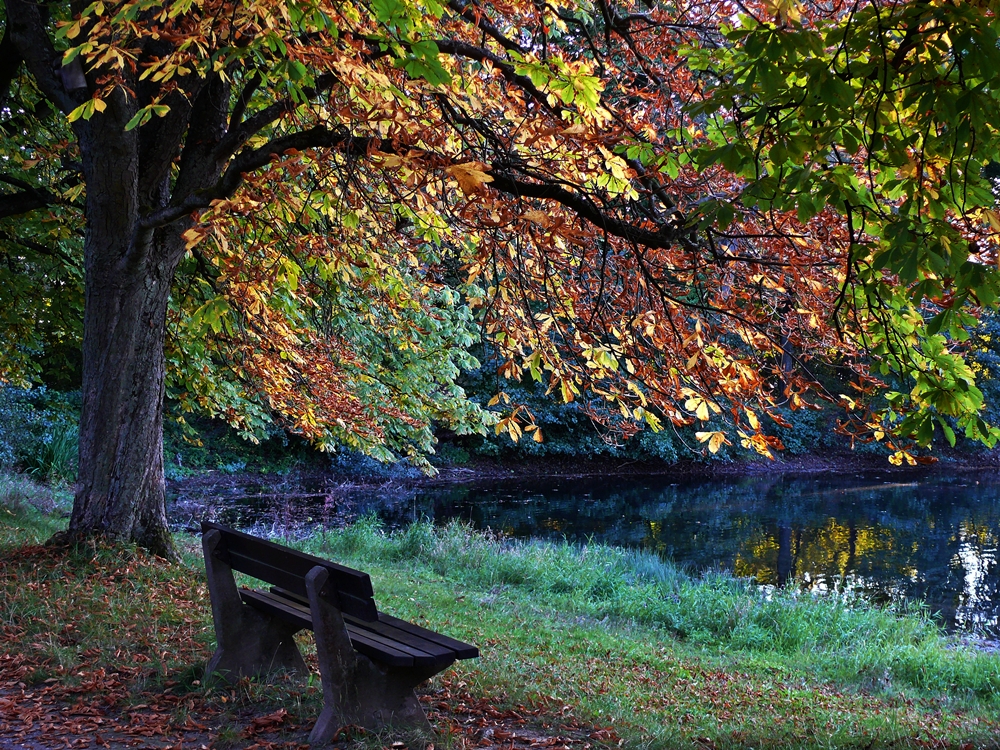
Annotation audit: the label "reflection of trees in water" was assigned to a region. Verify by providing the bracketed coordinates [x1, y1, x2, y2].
[177, 472, 1000, 634]
[405, 474, 1000, 634]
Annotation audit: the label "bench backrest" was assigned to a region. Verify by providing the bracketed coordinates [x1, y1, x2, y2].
[202, 521, 378, 621]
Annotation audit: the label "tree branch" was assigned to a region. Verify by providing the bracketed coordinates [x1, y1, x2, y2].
[0, 228, 78, 265]
[0, 176, 56, 219]
[4, 0, 80, 114]
[488, 168, 681, 250]
[213, 73, 339, 162]
[140, 126, 374, 229]
[0, 22, 23, 108]
[229, 70, 263, 130]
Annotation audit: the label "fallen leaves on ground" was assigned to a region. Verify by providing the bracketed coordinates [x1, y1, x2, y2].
[422, 678, 619, 749]
[0, 542, 619, 750]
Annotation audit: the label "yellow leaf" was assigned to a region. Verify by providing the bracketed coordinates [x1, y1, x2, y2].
[709, 432, 725, 454]
[446, 162, 494, 195]
[696, 400, 710, 421]
[744, 408, 759, 430]
[181, 227, 205, 250]
[508, 420, 522, 443]
[560, 379, 575, 403]
[533, 427, 543, 443]
[695, 431, 727, 454]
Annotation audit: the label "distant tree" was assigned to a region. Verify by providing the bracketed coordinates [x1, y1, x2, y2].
[1, 0, 998, 554]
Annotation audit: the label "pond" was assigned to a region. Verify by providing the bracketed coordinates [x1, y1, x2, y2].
[171, 469, 1000, 637]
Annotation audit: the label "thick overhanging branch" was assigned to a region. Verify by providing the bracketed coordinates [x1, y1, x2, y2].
[487, 170, 681, 250]
[4, 0, 80, 114]
[144, 117, 684, 252]
[0, 176, 56, 219]
[140, 126, 375, 229]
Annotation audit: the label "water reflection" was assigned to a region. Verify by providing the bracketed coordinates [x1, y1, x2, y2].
[172, 470, 1000, 636]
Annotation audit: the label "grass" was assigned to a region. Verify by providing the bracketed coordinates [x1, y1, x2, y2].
[293, 518, 1000, 748]
[1, 483, 999, 748]
[0, 472, 72, 545]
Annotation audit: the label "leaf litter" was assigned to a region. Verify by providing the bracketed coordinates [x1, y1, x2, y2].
[0, 542, 619, 750]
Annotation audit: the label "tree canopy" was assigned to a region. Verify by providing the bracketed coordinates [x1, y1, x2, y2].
[1, 0, 999, 552]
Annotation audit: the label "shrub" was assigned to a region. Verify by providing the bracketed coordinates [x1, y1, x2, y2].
[0, 387, 80, 481]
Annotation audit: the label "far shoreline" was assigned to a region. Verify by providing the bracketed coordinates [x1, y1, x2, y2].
[166, 446, 1000, 497]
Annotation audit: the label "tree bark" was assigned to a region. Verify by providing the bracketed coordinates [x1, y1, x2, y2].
[5, 0, 237, 557]
[63, 91, 184, 558]
[70, 244, 177, 557]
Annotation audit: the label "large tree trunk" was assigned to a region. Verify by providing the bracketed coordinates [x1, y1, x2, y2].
[7, 0, 229, 558]
[70, 251, 176, 556]
[65, 101, 181, 558]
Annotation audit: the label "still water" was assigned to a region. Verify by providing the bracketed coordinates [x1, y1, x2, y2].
[173, 470, 1000, 636]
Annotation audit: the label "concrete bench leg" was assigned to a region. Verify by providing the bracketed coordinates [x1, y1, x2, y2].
[202, 530, 307, 682]
[305, 566, 446, 745]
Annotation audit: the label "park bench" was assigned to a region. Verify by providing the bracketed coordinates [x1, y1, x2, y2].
[200, 521, 478, 744]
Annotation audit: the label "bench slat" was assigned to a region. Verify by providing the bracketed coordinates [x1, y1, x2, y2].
[271, 588, 456, 666]
[342, 613, 458, 664]
[377, 614, 480, 660]
[268, 588, 458, 667]
[239, 589, 418, 667]
[202, 521, 374, 596]
[202, 521, 378, 621]
[225, 551, 379, 621]
[239, 587, 311, 629]
[270, 586, 478, 661]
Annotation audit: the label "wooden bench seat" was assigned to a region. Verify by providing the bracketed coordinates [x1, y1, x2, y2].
[200, 521, 478, 744]
[238, 587, 476, 669]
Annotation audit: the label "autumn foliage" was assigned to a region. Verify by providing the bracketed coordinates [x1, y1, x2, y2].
[2, 0, 1000, 546]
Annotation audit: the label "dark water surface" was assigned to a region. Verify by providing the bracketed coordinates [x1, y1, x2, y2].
[172, 470, 1000, 636]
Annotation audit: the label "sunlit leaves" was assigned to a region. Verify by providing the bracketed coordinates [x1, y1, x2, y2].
[695, 430, 729, 454]
[65, 98, 106, 123]
[10, 0, 1000, 468]
[689, 0, 1000, 451]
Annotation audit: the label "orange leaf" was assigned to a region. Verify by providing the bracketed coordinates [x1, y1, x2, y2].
[446, 162, 494, 195]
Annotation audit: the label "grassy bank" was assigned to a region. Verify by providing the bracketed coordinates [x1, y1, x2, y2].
[1, 475, 999, 749]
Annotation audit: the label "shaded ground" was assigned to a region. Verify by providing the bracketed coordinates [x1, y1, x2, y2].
[0, 542, 613, 750]
[0, 673, 610, 750]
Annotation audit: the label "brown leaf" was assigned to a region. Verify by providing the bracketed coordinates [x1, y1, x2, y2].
[522, 210, 552, 228]
[248, 707, 289, 734]
[446, 162, 494, 195]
